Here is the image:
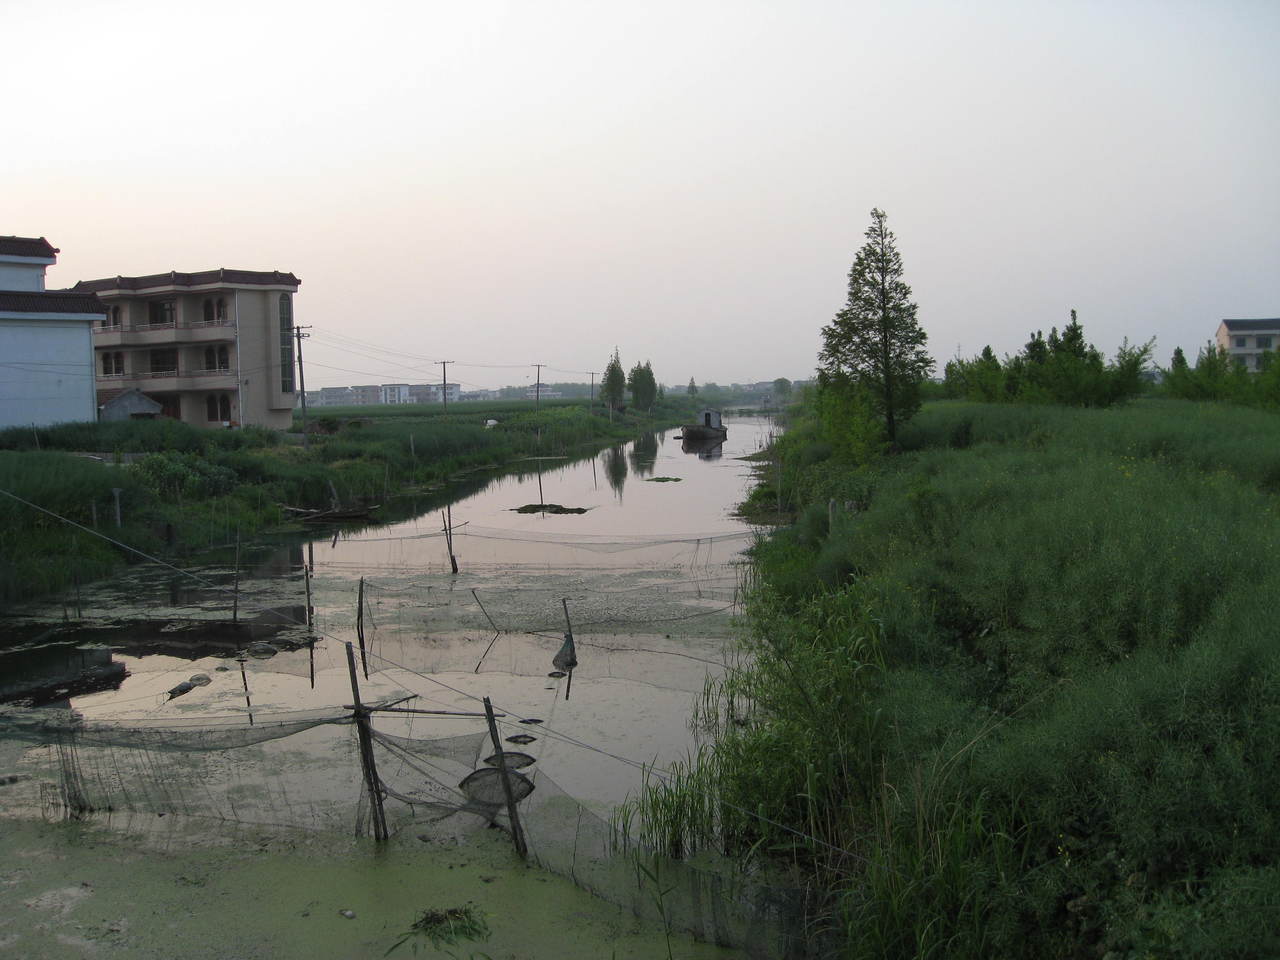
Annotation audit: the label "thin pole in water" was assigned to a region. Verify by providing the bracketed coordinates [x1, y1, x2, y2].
[346, 642, 388, 842]
[356, 576, 368, 680]
[238, 657, 254, 726]
[231, 529, 241, 623]
[483, 696, 527, 860]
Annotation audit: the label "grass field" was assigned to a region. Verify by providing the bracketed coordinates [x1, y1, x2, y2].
[629, 397, 1280, 959]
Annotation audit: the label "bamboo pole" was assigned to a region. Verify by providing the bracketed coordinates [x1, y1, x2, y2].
[356, 577, 368, 680]
[483, 696, 527, 859]
[346, 642, 389, 842]
[231, 529, 241, 623]
[304, 565, 313, 629]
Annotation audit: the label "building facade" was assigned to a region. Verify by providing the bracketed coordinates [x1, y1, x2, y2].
[0, 236, 105, 428]
[1216, 319, 1279, 372]
[74, 269, 300, 429]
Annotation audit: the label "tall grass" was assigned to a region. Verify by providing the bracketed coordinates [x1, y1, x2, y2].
[629, 399, 1280, 958]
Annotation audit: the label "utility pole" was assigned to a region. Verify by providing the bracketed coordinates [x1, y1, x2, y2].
[533, 363, 544, 411]
[439, 360, 451, 413]
[295, 326, 312, 450]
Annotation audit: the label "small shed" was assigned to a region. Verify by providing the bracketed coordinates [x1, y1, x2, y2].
[700, 409, 723, 430]
[100, 388, 162, 421]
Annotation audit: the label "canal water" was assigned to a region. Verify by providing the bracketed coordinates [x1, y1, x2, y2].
[0, 416, 798, 957]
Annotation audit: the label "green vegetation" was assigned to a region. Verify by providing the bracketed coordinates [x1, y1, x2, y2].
[632, 396, 1280, 958]
[1162, 342, 1280, 409]
[819, 208, 932, 442]
[944, 312, 1152, 407]
[602, 349, 627, 417]
[0, 396, 696, 610]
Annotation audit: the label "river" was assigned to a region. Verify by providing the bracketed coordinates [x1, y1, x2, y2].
[0, 416, 789, 958]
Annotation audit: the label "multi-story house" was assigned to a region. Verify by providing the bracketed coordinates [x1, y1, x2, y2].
[0, 236, 106, 428]
[380, 383, 411, 405]
[348, 385, 381, 406]
[1216, 318, 1279, 372]
[75, 268, 300, 429]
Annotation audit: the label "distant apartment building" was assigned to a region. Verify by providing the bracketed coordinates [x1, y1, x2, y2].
[0, 236, 106, 428]
[318, 386, 353, 407]
[525, 388, 564, 400]
[345, 385, 379, 406]
[407, 383, 460, 404]
[380, 383, 411, 405]
[75, 268, 300, 429]
[1217, 319, 1279, 372]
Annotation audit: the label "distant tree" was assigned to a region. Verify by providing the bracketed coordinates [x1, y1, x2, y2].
[772, 377, 793, 401]
[1171, 347, 1188, 372]
[627, 361, 658, 412]
[818, 208, 932, 443]
[687, 378, 698, 397]
[601, 349, 626, 421]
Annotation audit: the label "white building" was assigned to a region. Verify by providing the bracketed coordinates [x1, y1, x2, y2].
[0, 236, 105, 428]
[1217, 319, 1279, 372]
[380, 383, 411, 405]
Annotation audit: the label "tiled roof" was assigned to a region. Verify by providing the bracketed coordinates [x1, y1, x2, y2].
[73, 268, 300, 293]
[0, 236, 58, 259]
[0, 291, 106, 314]
[1221, 318, 1280, 331]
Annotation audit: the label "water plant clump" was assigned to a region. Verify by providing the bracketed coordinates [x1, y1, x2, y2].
[385, 903, 491, 956]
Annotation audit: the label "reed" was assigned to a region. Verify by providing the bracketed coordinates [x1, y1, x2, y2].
[628, 398, 1280, 958]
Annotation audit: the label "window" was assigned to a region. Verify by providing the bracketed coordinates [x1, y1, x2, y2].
[1257, 336, 1273, 350]
[217, 345, 229, 370]
[148, 300, 176, 326]
[203, 299, 215, 323]
[216, 298, 228, 322]
[279, 294, 294, 393]
[102, 353, 112, 375]
[150, 349, 178, 374]
[206, 395, 231, 421]
[1235, 336, 1247, 348]
[204, 347, 216, 370]
[101, 352, 124, 376]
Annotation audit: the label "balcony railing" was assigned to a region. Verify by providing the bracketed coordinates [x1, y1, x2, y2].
[94, 320, 232, 334]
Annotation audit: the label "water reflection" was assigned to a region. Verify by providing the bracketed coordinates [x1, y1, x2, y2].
[628, 431, 659, 478]
[681, 435, 724, 460]
[603, 445, 628, 499]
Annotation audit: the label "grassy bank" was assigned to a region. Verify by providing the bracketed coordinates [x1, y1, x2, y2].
[630, 398, 1280, 958]
[0, 397, 696, 610]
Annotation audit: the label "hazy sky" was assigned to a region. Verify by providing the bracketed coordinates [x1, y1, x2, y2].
[5, 0, 1277, 391]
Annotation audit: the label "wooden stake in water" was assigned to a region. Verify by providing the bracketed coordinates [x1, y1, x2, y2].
[304, 565, 313, 629]
[558, 598, 578, 700]
[346, 642, 388, 842]
[441, 507, 458, 575]
[483, 696, 527, 860]
[231, 529, 241, 623]
[238, 657, 254, 726]
[356, 576, 368, 680]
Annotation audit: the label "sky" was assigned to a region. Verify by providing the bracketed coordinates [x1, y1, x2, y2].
[4, 0, 1278, 392]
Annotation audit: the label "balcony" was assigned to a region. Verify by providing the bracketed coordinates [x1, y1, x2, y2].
[99, 368, 238, 393]
[93, 320, 235, 347]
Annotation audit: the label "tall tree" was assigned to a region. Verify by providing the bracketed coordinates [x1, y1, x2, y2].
[601, 349, 626, 421]
[627, 361, 658, 412]
[818, 208, 932, 442]
[687, 378, 698, 397]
